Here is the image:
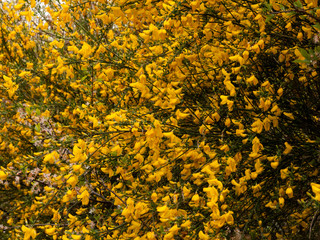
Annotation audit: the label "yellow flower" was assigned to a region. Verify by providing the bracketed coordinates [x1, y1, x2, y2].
[279, 197, 285, 208]
[0, 170, 8, 180]
[157, 205, 168, 213]
[77, 189, 90, 205]
[225, 118, 231, 127]
[283, 112, 294, 120]
[111, 144, 122, 156]
[311, 183, 320, 201]
[45, 227, 56, 235]
[251, 119, 263, 133]
[183, 186, 191, 197]
[283, 142, 292, 155]
[220, 95, 229, 105]
[7, 218, 13, 225]
[21, 225, 37, 240]
[252, 137, 262, 153]
[286, 187, 293, 198]
[52, 209, 61, 223]
[151, 192, 158, 202]
[78, 42, 93, 59]
[191, 193, 200, 207]
[43, 151, 59, 164]
[3, 75, 18, 98]
[88, 116, 99, 128]
[14, 3, 24, 10]
[199, 230, 209, 240]
[311, 183, 320, 194]
[175, 109, 189, 120]
[169, 224, 179, 234]
[223, 211, 234, 225]
[271, 161, 279, 169]
[66, 175, 78, 188]
[71, 235, 82, 240]
[246, 75, 259, 85]
[265, 200, 277, 209]
[181, 220, 191, 228]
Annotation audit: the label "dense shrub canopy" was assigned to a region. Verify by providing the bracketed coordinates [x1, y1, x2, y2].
[1, 0, 320, 239]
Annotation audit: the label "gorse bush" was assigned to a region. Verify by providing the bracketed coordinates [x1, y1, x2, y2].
[1, 0, 320, 239]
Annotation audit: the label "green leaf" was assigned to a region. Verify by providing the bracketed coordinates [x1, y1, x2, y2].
[298, 48, 311, 60]
[26, 107, 31, 115]
[293, 59, 310, 64]
[264, 2, 272, 12]
[294, 0, 303, 8]
[265, 15, 275, 22]
[35, 123, 41, 132]
[313, 24, 320, 30]
[315, 46, 320, 53]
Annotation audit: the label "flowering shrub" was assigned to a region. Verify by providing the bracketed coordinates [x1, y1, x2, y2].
[0, 0, 320, 239]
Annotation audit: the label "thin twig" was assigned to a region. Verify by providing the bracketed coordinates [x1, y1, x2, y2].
[309, 208, 320, 239]
[99, 179, 127, 206]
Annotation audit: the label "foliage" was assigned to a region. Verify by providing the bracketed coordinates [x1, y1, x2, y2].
[0, 0, 320, 239]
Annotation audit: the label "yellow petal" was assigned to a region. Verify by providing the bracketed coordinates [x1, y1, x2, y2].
[0, 170, 7, 180]
[283, 142, 292, 155]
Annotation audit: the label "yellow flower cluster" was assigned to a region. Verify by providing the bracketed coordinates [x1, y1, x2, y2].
[0, 0, 319, 239]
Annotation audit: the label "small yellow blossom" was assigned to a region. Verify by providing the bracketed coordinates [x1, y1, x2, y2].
[283, 142, 292, 155]
[21, 226, 37, 240]
[0, 170, 8, 180]
[286, 187, 293, 198]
